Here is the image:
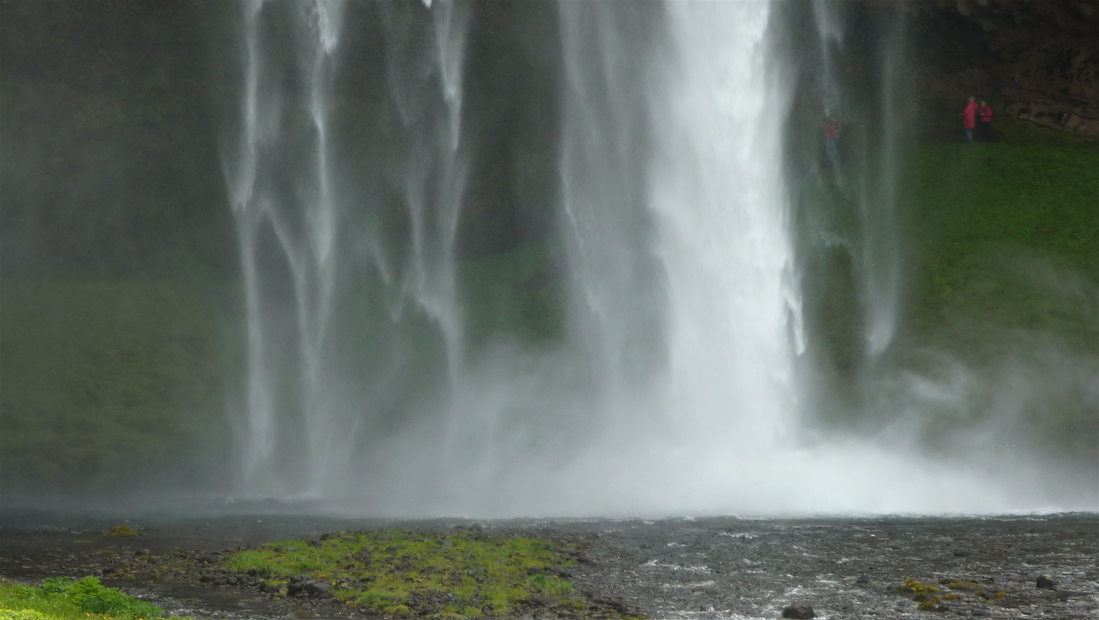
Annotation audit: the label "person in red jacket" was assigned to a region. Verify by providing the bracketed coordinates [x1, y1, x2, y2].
[977, 100, 993, 142]
[960, 96, 979, 143]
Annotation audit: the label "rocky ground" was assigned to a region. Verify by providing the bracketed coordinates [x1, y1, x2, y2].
[1, 510, 1096, 619]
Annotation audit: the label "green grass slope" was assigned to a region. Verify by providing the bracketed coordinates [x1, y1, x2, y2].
[0, 280, 232, 495]
[904, 142, 1098, 350]
[892, 140, 1098, 468]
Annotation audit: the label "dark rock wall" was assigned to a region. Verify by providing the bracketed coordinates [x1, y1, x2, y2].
[912, 0, 1098, 138]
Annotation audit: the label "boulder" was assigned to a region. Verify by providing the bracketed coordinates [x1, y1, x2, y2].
[304, 580, 332, 598]
[782, 604, 817, 619]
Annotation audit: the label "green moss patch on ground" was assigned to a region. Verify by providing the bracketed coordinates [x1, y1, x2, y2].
[891, 576, 1010, 613]
[118, 528, 642, 619]
[221, 529, 628, 618]
[0, 279, 232, 493]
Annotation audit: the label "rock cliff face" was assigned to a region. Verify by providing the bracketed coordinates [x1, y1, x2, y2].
[921, 0, 1098, 138]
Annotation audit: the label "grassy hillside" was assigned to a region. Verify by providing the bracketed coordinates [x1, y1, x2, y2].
[0, 280, 233, 496]
[890, 139, 1098, 468]
[904, 142, 1098, 351]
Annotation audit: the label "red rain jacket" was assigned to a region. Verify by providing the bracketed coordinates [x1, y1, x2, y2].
[961, 102, 979, 129]
[979, 105, 993, 123]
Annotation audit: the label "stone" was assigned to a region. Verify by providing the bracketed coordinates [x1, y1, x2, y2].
[1036, 575, 1056, 589]
[782, 604, 817, 619]
[304, 581, 332, 598]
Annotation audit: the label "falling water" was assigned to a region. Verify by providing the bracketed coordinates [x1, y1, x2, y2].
[223, 0, 478, 501]
[225, 0, 348, 496]
[807, 0, 905, 359]
[854, 7, 906, 358]
[546, 0, 1003, 516]
[222, 1, 1095, 516]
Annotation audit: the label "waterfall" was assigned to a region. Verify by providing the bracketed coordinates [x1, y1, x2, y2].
[225, 0, 470, 499]
[648, 1, 800, 451]
[807, 0, 905, 360]
[550, 0, 806, 511]
[220, 0, 1090, 515]
[225, 0, 348, 496]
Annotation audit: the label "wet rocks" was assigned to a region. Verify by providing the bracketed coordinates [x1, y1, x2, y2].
[285, 574, 334, 599]
[1036, 575, 1056, 590]
[782, 604, 817, 619]
[303, 580, 332, 599]
[3, 514, 1097, 620]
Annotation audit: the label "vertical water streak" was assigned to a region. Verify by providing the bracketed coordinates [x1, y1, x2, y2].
[379, 0, 470, 382]
[811, 0, 844, 115]
[807, 1, 906, 360]
[857, 8, 906, 358]
[297, 0, 347, 490]
[225, 0, 348, 497]
[551, 0, 809, 514]
[557, 2, 663, 416]
[227, 0, 276, 495]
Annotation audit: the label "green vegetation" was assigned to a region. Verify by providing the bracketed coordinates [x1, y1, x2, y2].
[896, 578, 941, 611]
[0, 279, 232, 493]
[460, 243, 564, 350]
[107, 526, 139, 537]
[892, 141, 1098, 459]
[0, 576, 193, 620]
[219, 529, 628, 619]
[895, 576, 1015, 613]
[905, 142, 1099, 348]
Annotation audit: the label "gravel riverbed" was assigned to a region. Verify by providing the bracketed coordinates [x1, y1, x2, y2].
[1, 510, 1095, 619]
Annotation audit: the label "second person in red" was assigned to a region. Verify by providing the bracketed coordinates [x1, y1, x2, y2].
[977, 100, 993, 142]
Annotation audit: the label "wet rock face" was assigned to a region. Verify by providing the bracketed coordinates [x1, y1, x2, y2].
[951, 0, 1099, 137]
